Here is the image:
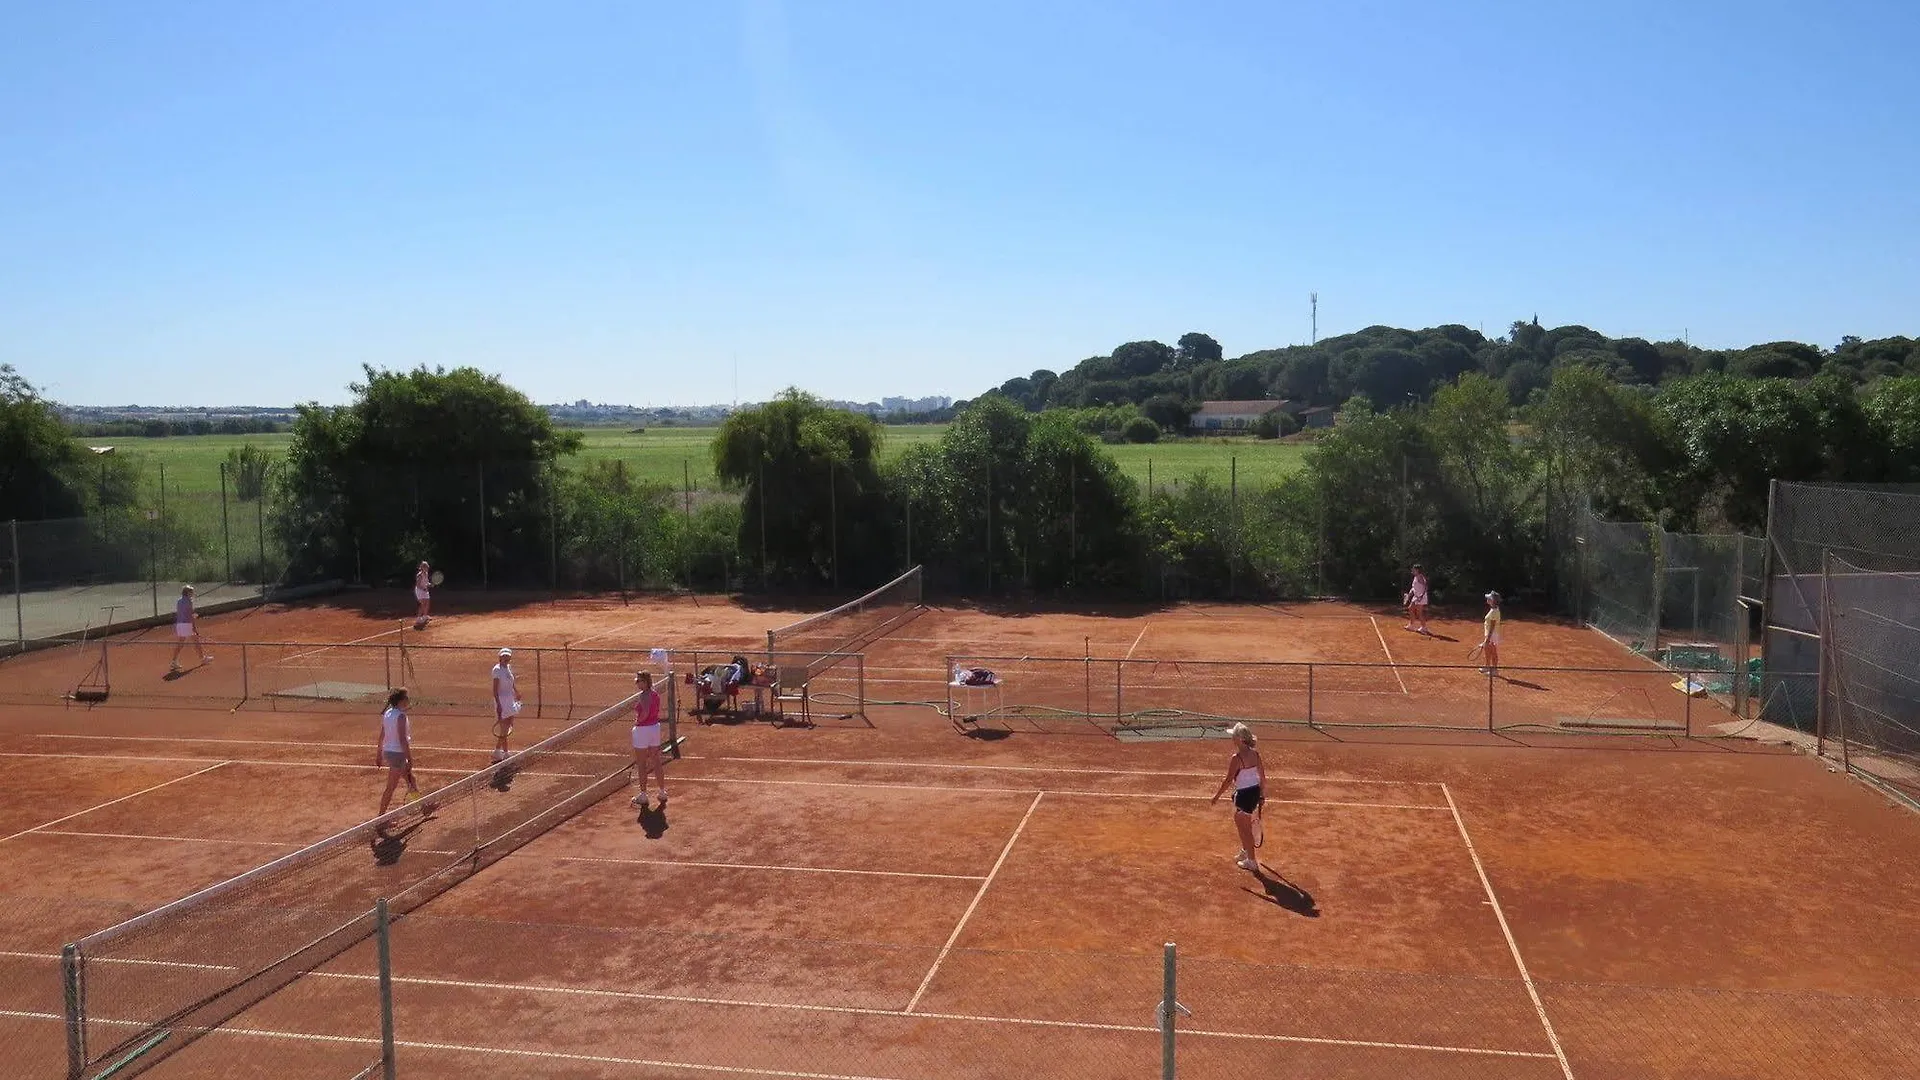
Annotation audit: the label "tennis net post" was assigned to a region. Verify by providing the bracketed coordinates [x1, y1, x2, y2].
[375, 899, 396, 1080]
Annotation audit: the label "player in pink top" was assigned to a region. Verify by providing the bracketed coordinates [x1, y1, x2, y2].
[628, 671, 668, 810]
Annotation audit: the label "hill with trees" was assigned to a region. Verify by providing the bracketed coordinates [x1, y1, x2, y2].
[977, 321, 1920, 426]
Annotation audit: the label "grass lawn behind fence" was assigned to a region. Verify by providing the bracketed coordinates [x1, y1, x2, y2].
[90, 425, 1312, 501]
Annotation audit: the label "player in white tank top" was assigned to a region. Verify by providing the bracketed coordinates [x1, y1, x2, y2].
[1211, 723, 1267, 873]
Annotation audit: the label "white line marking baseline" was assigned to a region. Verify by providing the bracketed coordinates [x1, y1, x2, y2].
[548, 855, 985, 882]
[1370, 615, 1411, 696]
[1443, 783, 1576, 1079]
[0, 760, 230, 845]
[693, 754, 1435, 786]
[905, 791, 1044, 1013]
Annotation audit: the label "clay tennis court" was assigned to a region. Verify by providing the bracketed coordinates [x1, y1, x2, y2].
[3, 589, 1919, 1078]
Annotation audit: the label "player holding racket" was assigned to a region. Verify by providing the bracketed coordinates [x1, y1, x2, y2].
[1210, 722, 1266, 872]
[413, 561, 434, 628]
[490, 648, 522, 763]
[1474, 591, 1503, 674]
[1402, 565, 1431, 635]
[628, 671, 668, 810]
[376, 688, 422, 816]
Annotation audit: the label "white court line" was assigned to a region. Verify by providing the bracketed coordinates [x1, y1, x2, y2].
[287, 973, 1554, 1060]
[1124, 622, 1150, 659]
[31, 731, 616, 760]
[550, 855, 985, 882]
[1370, 616, 1411, 696]
[0, 1010, 903, 1080]
[905, 791, 1043, 1013]
[0, 760, 230, 846]
[567, 615, 668, 648]
[1443, 784, 1576, 1080]
[37, 828, 297, 848]
[674, 774, 1441, 809]
[267, 627, 404, 665]
[694, 753, 1435, 786]
[0, 751, 518, 777]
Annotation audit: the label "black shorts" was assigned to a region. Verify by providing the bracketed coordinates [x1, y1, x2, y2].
[1233, 785, 1264, 814]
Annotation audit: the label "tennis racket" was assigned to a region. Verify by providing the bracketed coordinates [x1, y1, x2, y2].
[429, 570, 445, 587]
[1253, 802, 1265, 849]
[1466, 643, 1485, 661]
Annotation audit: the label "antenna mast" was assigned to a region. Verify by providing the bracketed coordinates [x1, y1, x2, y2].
[1310, 293, 1318, 346]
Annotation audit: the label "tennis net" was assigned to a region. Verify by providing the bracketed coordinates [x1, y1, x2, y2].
[61, 687, 664, 1080]
[765, 565, 923, 680]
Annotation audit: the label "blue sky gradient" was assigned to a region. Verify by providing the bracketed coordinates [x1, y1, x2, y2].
[3, 1, 1916, 406]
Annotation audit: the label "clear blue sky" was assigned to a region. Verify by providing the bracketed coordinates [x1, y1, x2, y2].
[3, 1, 1916, 408]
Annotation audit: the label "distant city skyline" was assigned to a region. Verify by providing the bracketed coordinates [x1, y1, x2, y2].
[6, 3, 1916, 408]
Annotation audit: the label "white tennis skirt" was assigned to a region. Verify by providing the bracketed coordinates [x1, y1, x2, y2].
[414, 587, 430, 601]
[631, 723, 662, 750]
[174, 623, 194, 639]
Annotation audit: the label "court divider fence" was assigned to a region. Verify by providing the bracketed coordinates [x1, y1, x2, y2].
[943, 654, 1797, 738]
[3, 638, 869, 724]
[43, 911, 1920, 1079]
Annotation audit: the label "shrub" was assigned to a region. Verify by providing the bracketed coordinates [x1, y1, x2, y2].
[1121, 416, 1161, 444]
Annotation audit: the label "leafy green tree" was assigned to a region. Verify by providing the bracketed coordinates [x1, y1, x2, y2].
[1525, 366, 1673, 520]
[1121, 416, 1160, 443]
[1, 365, 89, 519]
[223, 444, 274, 501]
[278, 365, 580, 584]
[891, 397, 1137, 591]
[1139, 393, 1193, 431]
[713, 390, 887, 587]
[1174, 332, 1223, 370]
[1112, 340, 1177, 378]
[1653, 373, 1868, 531]
[1863, 376, 1920, 482]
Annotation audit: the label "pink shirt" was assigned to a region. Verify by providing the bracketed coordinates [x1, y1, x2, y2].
[633, 689, 661, 727]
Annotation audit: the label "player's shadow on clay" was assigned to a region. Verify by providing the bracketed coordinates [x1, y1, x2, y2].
[1406, 629, 1461, 643]
[638, 805, 669, 839]
[1503, 677, 1549, 691]
[1244, 868, 1319, 917]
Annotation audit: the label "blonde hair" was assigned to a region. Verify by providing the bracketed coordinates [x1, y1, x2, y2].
[1228, 722, 1256, 747]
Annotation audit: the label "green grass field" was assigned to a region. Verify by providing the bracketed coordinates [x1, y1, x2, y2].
[100, 425, 1309, 500]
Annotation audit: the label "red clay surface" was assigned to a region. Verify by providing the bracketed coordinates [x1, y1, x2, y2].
[1, 589, 1917, 1079]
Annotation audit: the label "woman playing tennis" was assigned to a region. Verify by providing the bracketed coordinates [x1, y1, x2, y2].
[490, 648, 521, 763]
[1403, 564, 1431, 635]
[413, 562, 433, 628]
[628, 671, 668, 810]
[375, 688, 422, 816]
[1210, 722, 1265, 872]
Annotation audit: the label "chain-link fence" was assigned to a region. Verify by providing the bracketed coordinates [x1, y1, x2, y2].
[44, 911, 1920, 1079]
[1759, 484, 1920, 802]
[945, 655, 1730, 737]
[1568, 507, 1764, 714]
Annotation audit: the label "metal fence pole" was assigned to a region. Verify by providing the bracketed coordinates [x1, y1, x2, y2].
[857, 654, 867, 718]
[375, 899, 397, 1080]
[219, 461, 232, 583]
[148, 510, 159, 618]
[1647, 522, 1666, 652]
[478, 464, 489, 590]
[1306, 663, 1315, 729]
[1684, 668, 1693, 736]
[1115, 659, 1124, 726]
[1159, 942, 1177, 1080]
[830, 460, 839, 591]
[157, 460, 166, 584]
[945, 655, 954, 720]
[1817, 549, 1834, 759]
[240, 643, 250, 704]
[1487, 665, 1497, 730]
[11, 519, 22, 651]
[535, 648, 544, 718]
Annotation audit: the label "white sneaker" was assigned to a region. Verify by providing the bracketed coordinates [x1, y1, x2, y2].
[1236, 854, 1257, 871]
[631, 795, 649, 809]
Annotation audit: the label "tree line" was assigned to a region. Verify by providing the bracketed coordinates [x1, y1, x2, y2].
[978, 322, 1920, 432]
[7, 350, 1918, 606]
